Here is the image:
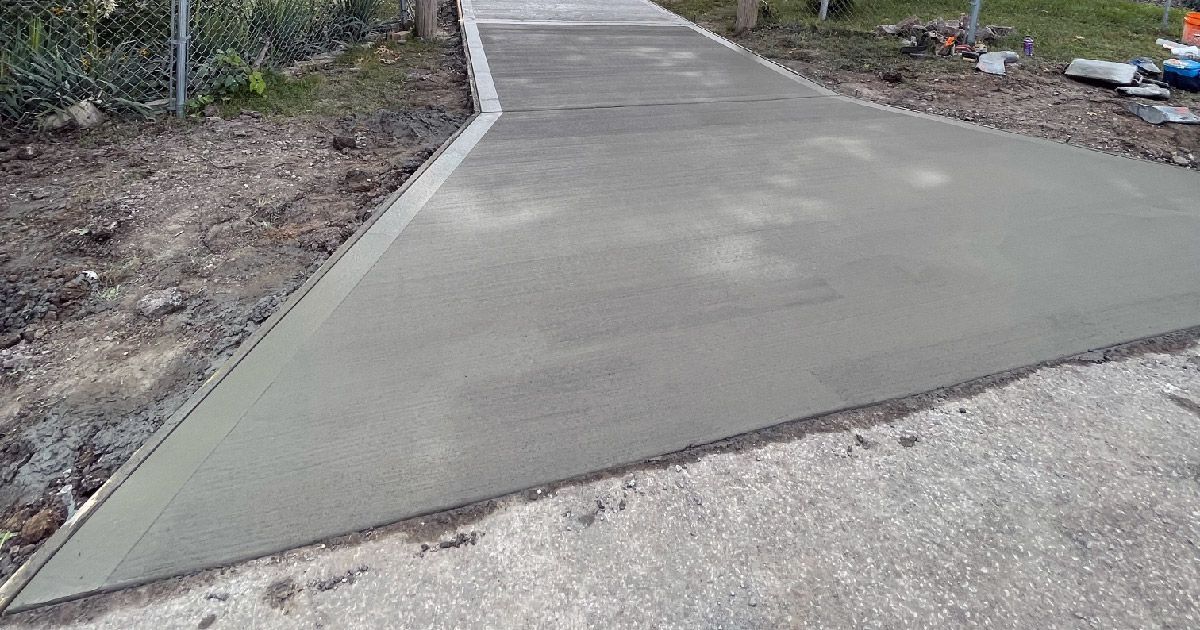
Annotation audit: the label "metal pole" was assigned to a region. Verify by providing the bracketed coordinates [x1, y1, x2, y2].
[1163, 0, 1173, 32]
[174, 0, 190, 117]
[967, 0, 982, 45]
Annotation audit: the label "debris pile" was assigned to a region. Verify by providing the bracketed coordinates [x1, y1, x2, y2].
[1062, 42, 1200, 126]
[875, 15, 1020, 74]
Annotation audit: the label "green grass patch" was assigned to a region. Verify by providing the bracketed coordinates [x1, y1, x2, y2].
[217, 38, 446, 118]
[660, 0, 1193, 62]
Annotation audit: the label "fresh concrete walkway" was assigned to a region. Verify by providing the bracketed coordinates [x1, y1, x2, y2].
[8, 0, 1200, 611]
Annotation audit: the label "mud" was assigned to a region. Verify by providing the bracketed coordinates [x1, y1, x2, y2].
[0, 14, 470, 583]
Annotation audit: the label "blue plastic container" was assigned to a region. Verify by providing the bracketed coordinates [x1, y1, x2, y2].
[1164, 58, 1200, 92]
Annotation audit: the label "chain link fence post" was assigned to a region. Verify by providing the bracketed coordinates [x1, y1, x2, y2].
[174, 0, 190, 117]
[966, 0, 983, 44]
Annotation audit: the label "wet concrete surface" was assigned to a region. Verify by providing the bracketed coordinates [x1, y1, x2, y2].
[8, 0, 1200, 611]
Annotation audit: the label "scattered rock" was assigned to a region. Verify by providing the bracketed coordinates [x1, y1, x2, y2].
[262, 578, 299, 610]
[137, 287, 186, 319]
[1172, 153, 1192, 166]
[344, 168, 375, 192]
[437, 531, 482, 549]
[197, 613, 217, 629]
[16, 146, 40, 160]
[18, 506, 60, 543]
[332, 135, 361, 150]
[44, 101, 106, 131]
[247, 294, 283, 324]
[205, 592, 230, 602]
[898, 435, 920, 448]
[854, 433, 873, 449]
[309, 565, 369, 592]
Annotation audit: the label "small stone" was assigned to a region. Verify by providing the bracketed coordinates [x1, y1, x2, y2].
[19, 507, 60, 543]
[1172, 154, 1192, 166]
[332, 135, 360, 150]
[898, 435, 920, 448]
[198, 613, 217, 629]
[17, 146, 40, 160]
[0, 333, 20, 349]
[137, 287, 186, 319]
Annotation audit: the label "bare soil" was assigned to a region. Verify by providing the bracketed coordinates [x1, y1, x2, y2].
[0, 13, 470, 582]
[735, 23, 1200, 168]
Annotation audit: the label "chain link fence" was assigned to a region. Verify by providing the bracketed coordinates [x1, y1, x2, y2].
[1, 0, 405, 130]
[1, 0, 175, 128]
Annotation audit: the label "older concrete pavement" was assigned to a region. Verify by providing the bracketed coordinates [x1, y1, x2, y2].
[7, 0, 1200, 611]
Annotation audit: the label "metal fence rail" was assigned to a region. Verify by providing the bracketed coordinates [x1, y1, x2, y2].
[1, 0, 400, 129]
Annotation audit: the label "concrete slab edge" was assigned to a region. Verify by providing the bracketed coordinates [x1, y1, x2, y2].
[461, 0, 501, 113]
[475, 19, 683, 26]
[638, 0, 836, 97]
[0, 2, 499, 614]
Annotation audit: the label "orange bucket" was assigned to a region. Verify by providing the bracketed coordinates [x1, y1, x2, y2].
[1185, 12, 1200, 45]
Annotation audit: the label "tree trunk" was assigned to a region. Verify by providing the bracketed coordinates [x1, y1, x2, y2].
[733, 0, 757, 37]
[818, 0, 830, 21]
[415, 0, 437, 39]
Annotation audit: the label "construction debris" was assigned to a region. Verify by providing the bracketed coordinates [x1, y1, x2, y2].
[1064, 59, 1139, 86]
[1156, 38, 1200, 60]
[1115, 84, 1171, 100]
[1128, 57, 1161, 76]
[1163, 59, 1200, 92]
[1126, 102, 1200, 125]
[977, 51, 1018, 76]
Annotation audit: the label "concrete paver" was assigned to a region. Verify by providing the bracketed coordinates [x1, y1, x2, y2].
[7, 0, 1199, 611]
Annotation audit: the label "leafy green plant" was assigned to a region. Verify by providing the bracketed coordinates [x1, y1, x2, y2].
[190, 49, 266, 111]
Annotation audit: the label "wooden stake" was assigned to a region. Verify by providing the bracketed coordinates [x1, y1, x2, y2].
[415, 0, 437, 39]
[733, 0, 758, 36]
